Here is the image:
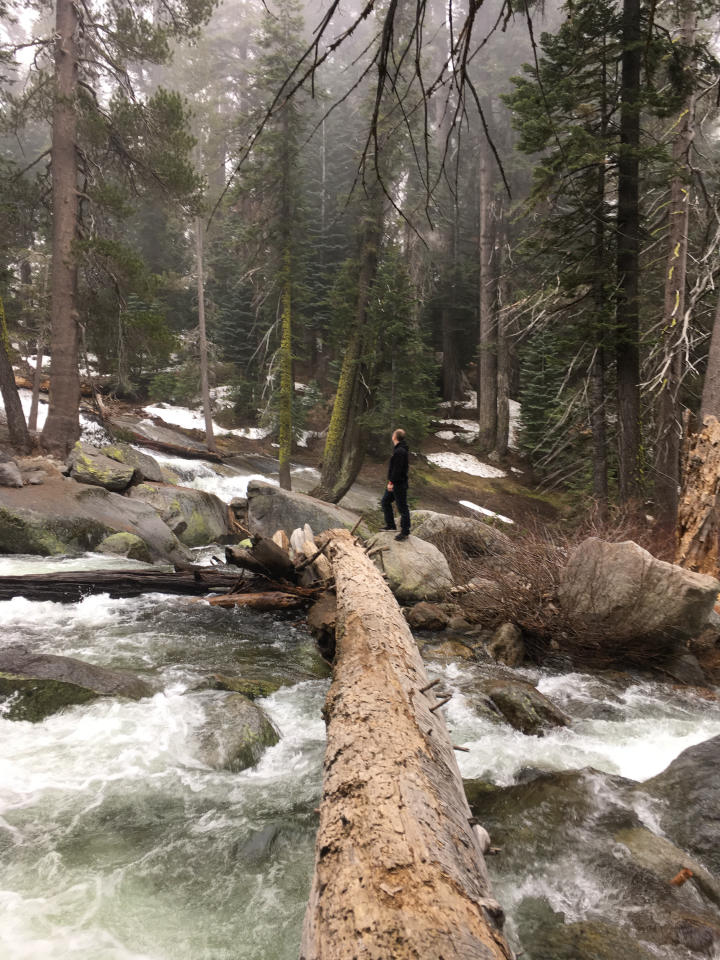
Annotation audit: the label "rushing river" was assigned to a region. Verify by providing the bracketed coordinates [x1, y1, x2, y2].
[2, 448, 720, 958]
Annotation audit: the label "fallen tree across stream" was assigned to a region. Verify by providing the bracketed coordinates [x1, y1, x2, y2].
[301, 529, 512, 960]
[0, 568, 320, 604]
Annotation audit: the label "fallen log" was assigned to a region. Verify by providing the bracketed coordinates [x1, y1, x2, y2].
[301, 529, 511, 960]
[119, 430, 224, 463]
[0, 568, 245, 603]
[205, 591, 305, 610]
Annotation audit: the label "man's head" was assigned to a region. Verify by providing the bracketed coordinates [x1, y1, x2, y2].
[392, 428, 405, 445]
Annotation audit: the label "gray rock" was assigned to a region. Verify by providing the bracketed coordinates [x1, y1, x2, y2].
[97, 532, 153, 563]
[0, 475, 190, 563]
[473, 676, 569, 735]
[127, 482, 232, 547]
[247, 480, 370, 539]
[410, 509, 511, 554]
[366, 531, 453, 602]
[0, 644, 153, 722]
[67, 441, 135, 491]
[487, 622, 525, 667]
[229, 496, 247, 520]
[101, 442, 164, 482]
[642, 734, 720, 874]
[559, 537, 720, 646]
[191, 691, 280, 771]
[0, 458, 23, 487]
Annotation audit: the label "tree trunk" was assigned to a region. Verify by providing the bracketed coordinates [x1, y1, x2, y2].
[195, 217, 217, 453]
[0, 297, 30, 451]
[590, 347, 609, 515]
[615, 0, 642, 506]
[278, 264, 293, 490]
[700, 292, 720, 421]
[477, 134, 497, 453]
[301, 529, 511, 960]
[42, 0, 81, 458]
[495, 209, 510, 458]
[29, 339, 44, 433]
[653, 0, 696, 528]
[676, 415, 720, 576]
[311, 195, 384, 504]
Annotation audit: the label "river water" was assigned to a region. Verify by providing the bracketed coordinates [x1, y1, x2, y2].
[2, 453, 720, 958]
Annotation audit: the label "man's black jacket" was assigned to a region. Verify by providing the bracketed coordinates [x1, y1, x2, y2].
[387, 439, 409, 485]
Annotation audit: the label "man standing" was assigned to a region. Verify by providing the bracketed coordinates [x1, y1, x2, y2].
[381, 429, 410, 541]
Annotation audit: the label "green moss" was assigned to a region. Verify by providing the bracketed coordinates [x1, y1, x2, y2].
[0, 508, 67, 555]
[0, 672, 100, 722]
[181, 509, 213, 547]
[212, 675, 284, 699]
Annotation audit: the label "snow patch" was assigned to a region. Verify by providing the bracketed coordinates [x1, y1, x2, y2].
[508, 398, 521, 451]
[143, 403, 272, 441]
[459, 499, 514, 524]
[434, 430, 457, 441]
[437, 419, 480, 435]
[426, 452, 506, 478]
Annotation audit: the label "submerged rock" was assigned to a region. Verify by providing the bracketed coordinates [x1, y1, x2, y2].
[67, 441, 136, 491]
[211, 674, 284, 700]
[0, 645, 153, 722]
[126, 482, 232, 547]
[475, 676, 569, 735]
[191, 691, 280, 771]
[365, 531, 453, 603]
[246, 480, 370, 540]
[515, 897, 657, 960]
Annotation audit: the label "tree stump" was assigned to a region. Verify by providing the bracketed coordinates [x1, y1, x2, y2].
[676, 415, 720, 576]
[301, 529, 511, 960]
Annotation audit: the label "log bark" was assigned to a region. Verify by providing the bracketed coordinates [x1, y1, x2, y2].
[301, 529, 510, 960]
[0, 568, 246, 603]
[676, 415, 720, 576]
[205, 591, 305, 610]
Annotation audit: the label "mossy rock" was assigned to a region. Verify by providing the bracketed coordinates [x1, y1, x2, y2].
[97, 532, 153, 564]
[515, 897, 656, 960]
[0, 672, 101, 721]
[211, 674, 285, 700]
[101, 443, 164, 483]
[0, 505, 108, 555]
[422, 639, 476, 661]
[68, 442, 135, 491]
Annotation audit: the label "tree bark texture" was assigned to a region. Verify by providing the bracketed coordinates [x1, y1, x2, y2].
[301, 529, 511, 960]
[477, 135, 497, 453]
[278, 261, 293, 491]
[676, 415, 720, 576]
[615, 0, 642, 505]
[195, 217, 217, 454]
[653, 0, 696, 528]
[494, 211, 510, 458]
[312, 195, 384, 504]
[0, 297, 30, 451]
[700, 293, 720, 422]
[42, 0, 81, 457]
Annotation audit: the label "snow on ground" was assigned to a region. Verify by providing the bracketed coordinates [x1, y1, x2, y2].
[437, 418, 480, 435]
[143, 403, 272, 440]
[434, 430, 457, 441]
[438, 390, 477, 411]
[459, 499, 514, 524]
[426, 452, 506, 479]
[0, 388, 110, 444]
[208, 385, 234, 408]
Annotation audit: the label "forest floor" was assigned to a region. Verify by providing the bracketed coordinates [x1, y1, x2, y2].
[121, 395, 576, 532]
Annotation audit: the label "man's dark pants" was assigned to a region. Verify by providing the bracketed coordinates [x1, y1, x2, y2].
[381, 483, 410, 535]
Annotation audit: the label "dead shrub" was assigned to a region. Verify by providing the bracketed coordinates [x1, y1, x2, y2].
[428, 519, 684, 670]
